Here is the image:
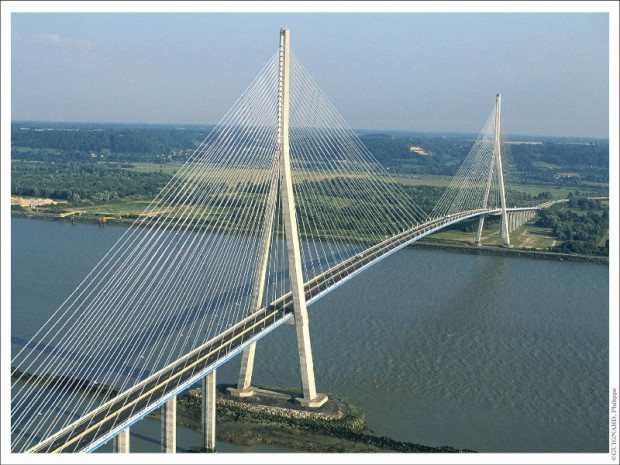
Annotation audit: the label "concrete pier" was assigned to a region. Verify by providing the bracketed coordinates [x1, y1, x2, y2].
[475, 214, 486, 245]
[229, 345, 256, 397]
[112, 428, 129, 453]
[202, 370, 217, 451]
[161, 397, 176, 453]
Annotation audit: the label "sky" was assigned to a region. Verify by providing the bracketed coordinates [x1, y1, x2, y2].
[8, 8, 612, 139]
[1, 6, 619, 464]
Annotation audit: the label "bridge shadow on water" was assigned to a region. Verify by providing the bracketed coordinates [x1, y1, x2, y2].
[12, 246, 358, 387]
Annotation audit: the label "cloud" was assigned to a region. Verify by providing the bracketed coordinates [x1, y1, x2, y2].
[13, 32, 93, 49]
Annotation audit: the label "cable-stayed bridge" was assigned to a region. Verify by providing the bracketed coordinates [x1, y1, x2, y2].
[12, 29, 554, 453]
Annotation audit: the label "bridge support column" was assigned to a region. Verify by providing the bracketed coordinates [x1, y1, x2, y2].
[230, 344, 256, 397]
[112, 428, 129, 453]
[475, 215, 486, 245]
[161, 397, 176, 453]
[229, 171, 279, 400]
[202, 370, 217, 451]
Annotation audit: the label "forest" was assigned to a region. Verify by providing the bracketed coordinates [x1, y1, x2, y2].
[361, 132, 608, 184]
[11, 122, 211, 163]
[12, 122, 609, 186]
[537, 196, 609, 255]
[11, 161, 170, 205]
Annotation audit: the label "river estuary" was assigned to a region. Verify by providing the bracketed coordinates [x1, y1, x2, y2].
[11, 218, 608, 453]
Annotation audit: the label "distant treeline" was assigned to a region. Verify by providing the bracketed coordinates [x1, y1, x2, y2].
[361, 133, 608, 184]
[507, 142, 608, 184]
[11, 161, 170, 205]
[11, 123, 608, 185]
[12, 123, 212, 163]
[537, 196, 608, 255]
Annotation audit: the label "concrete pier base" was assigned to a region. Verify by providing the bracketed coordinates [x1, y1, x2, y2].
[294, 393, 329, 408]
[227, 386, 255, 397]
[202, 370, 217, 451]
[161, 397, 176, 453]
[112, 428, 129, 453]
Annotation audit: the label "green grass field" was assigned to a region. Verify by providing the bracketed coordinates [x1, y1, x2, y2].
[123, 162, 606, 200]
[77, 200, 156, 216]
[120, 162, 184, 176]
[388, 174, 453, 187]
[425, 220, 558, 250]
[508, 224, 558, 249]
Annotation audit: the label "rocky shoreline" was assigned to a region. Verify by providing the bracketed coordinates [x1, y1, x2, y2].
[13, 365, 474, 453]
[11, 367, 475, 453]
[149, 383, 476, 453]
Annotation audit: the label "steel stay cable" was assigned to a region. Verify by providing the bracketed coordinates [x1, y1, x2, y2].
[12, 65, 278, 428]
[58, 62, 282, 445]
[11, 52, 280, 412]
[288, 62, 418, 229]
[24, 112, 276, 442]
[13, 55, 280, 442]
[52, 96, 280, 440]
[290, 54, 428, 224]
[11, 52, 280, 379]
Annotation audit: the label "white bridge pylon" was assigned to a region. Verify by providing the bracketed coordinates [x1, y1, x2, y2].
[229, 28, 327, 407]
[431, 94, 512, 247]
[477, 93, 510, 246]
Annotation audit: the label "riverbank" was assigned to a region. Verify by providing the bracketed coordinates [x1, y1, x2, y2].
[11, 211, 609, 265]
[415, 239, 609, 264]
[149, 384, 475, 453]
[11, 208, 150, 228]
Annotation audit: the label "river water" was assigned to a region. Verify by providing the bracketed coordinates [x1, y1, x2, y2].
[11, 218, 609, 452]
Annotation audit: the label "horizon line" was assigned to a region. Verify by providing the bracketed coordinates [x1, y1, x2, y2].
[10, 119, 610, 141]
